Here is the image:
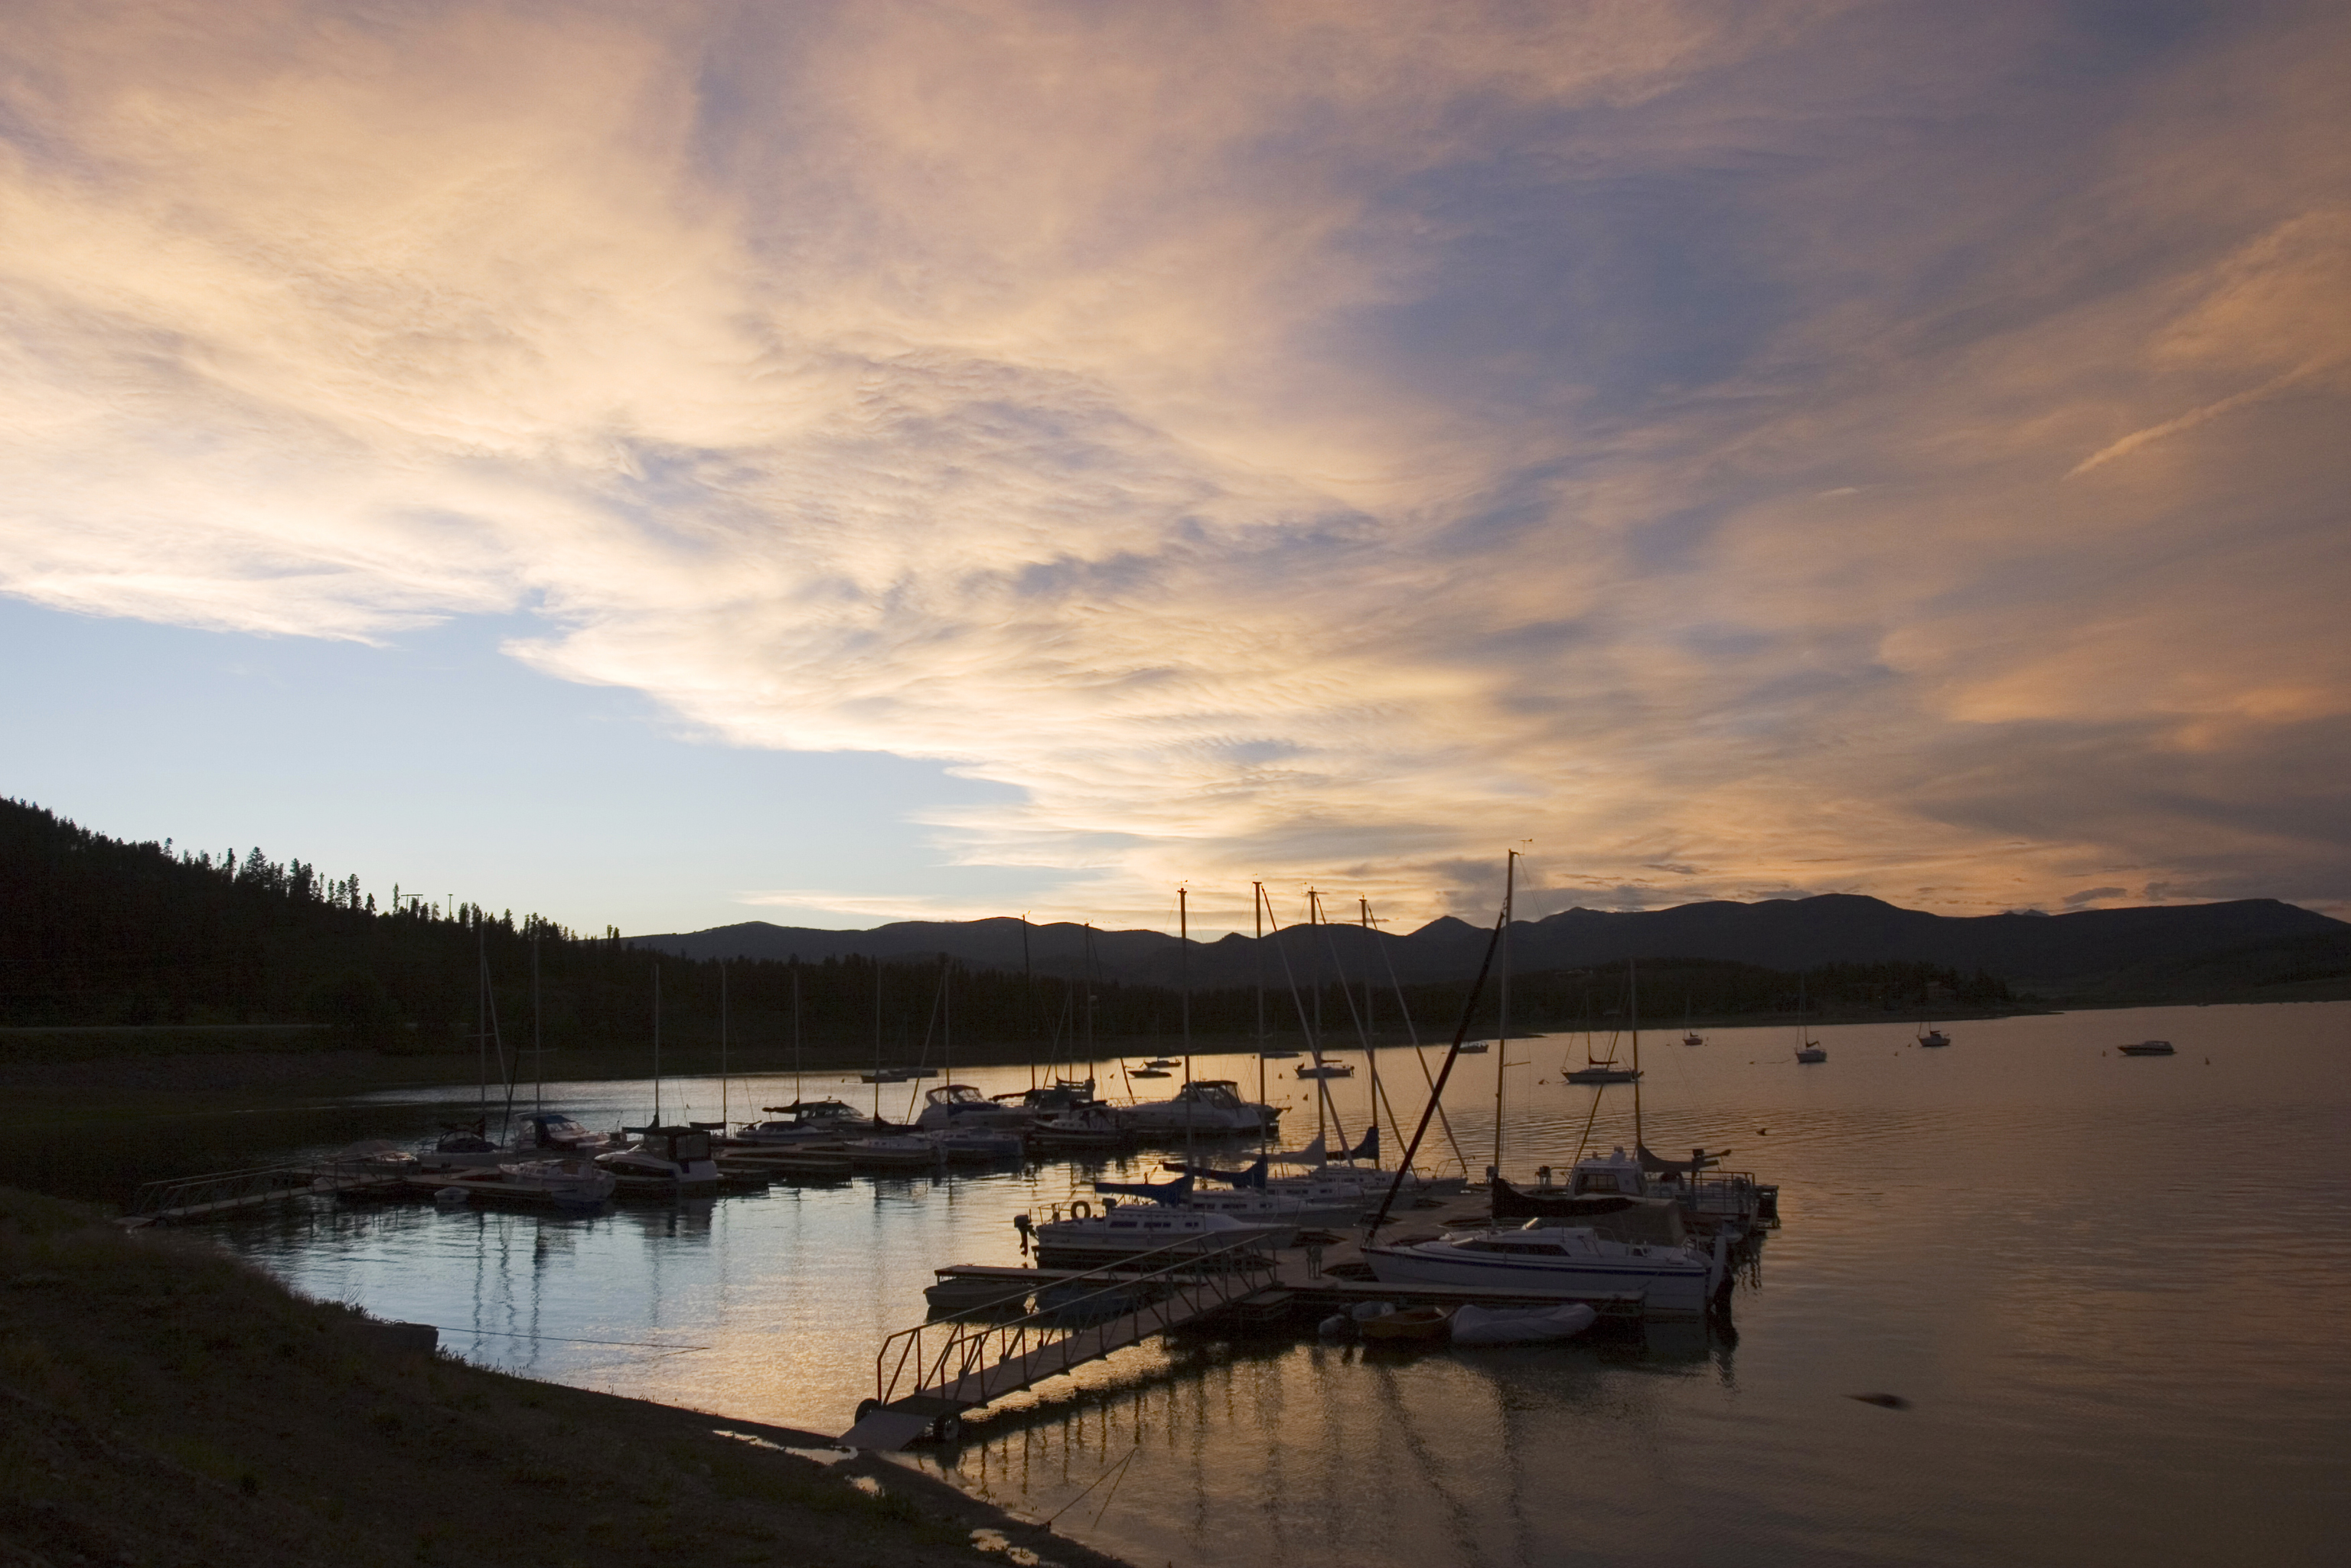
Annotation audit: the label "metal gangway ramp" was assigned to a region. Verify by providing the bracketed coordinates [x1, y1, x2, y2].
[838, 1237, 1280, 1449]
[120, 1161, 403, 1227]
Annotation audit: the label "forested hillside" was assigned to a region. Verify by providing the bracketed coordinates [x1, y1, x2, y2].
[0, 799, 2007, 1061]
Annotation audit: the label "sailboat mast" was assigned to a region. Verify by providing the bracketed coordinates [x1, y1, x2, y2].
[1254, 882, 1268, 1141]
[1179, 888, 1193, 1168]
[872, 957, 882, 1122]
[1308, 888, 1327, 1147]
[652, 962, 662, 1126]
[1630, 956, 1642, 1152]
[1361, 897, 1382, 1168]
[1493, 851, 1515, 1178]
[1179, 888, 1191, 1083]
[791, 964, 803, 1107]
[475, 921, 487, 1128]
[719, 959, 729, 1130]
[1021, 914, 1035, 1092]
[532, 935, 542, 1120]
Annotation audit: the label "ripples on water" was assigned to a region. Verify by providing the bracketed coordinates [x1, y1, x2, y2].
[84, 1004, 2351, 1565]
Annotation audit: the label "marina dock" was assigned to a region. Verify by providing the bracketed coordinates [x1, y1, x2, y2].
[839, 1189, 1655, 1449]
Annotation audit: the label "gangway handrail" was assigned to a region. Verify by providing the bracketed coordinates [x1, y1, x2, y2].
[872, 1235, 1278, 1413]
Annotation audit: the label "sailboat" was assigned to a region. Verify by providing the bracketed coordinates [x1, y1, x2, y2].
[1795, 974, 1826, 1063]
[1681, 996, 1704, 1048]
[1565, 961, 1643, 1084]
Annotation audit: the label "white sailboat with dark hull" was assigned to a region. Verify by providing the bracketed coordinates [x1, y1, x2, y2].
[1363, 1222, 1728, 1316]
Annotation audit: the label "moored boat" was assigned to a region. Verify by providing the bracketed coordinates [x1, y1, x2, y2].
[2117, 1039, 2176, 1056]
[1027, 1105, 1136, 1151]
[1363, 1221, 1726, 1315]
[436, 1158, 616, 1210]
[595, 1126, 723, 1195]
[1024, 1203, 1292, 1267]
[915, 1083, 1029, 1133]
[1358, 1306, 1452, 1342]
[1122, 1079, 1280, 1136]
[1451, 1302, 1597, 1345]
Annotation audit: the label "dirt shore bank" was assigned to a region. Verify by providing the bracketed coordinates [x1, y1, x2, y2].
[0, 1187, 1126, 1568]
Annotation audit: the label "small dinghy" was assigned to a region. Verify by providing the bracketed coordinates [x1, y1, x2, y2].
[2116, 1039, 2176, 1056]
[1450, 1302, 1598, 1345]
[1358, 1306, 1453, 1342]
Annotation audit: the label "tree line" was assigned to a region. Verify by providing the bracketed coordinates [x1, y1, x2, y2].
[0, 798, 2008, 1061]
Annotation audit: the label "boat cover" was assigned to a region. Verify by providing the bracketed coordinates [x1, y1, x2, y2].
[1635, 1143, 1727, 1175]
[1180, 1157, 1270, 1188]
[1094, 1173, 1195, 1204]
[1489, 1178, 1687, 1245]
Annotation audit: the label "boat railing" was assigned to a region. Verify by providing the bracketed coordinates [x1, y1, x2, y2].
[871, 1235, 1280, 1413]
[1663, 1169, 1781, 1227]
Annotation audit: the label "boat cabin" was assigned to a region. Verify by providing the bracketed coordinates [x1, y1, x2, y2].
[513, 1113, 609, 1152]
[1179, 1081, 1245, 1109]
[918, 1084, 1028, 1131]
[1445, 1224, 1610, 1258]
[626, 1126, 712, 1165]
[1008, 1077, 1097, 1112]
[1570, 1147, 1648, 1198]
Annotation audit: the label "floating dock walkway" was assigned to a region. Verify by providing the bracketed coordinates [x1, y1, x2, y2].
[839, 1189, 1656, 1449]
[119, 1163, 409, 1227]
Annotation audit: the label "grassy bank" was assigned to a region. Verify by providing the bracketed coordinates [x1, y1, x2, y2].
[0, 1188, 1123, 1567]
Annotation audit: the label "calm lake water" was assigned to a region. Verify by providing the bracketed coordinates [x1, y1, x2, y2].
[76, 1005, 2351, 1564]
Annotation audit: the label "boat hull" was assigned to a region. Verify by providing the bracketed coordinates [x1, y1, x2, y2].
[1362, 1244, 1712, 1315]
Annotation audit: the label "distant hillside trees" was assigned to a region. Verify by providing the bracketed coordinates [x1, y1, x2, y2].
[2, 797, 2007, 1060]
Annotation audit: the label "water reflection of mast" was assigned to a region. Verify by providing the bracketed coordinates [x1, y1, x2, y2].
[1366, 1361, 1486, 1564]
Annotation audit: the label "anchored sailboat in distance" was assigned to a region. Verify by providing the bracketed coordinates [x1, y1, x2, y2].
[1565, 958, 1644, 1084]
[1795, 973, 1826, 1064]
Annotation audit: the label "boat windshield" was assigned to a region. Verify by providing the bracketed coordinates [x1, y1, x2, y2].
[929, 1085, 986, 1106]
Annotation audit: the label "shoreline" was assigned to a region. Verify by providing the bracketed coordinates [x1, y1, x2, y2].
[0, 1185, 1133, 1568]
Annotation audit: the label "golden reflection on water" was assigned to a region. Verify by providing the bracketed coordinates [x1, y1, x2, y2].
[211, 1002, 2351, 1567]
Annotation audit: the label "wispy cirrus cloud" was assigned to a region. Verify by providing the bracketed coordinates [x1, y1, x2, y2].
[2, 0, 2348, 924]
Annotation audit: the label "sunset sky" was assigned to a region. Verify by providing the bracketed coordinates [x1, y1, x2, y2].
[3, 0, 2346, 935]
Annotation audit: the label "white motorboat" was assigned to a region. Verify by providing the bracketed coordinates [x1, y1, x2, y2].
[842, 1134, 943, 1170]
[1028, 1105, 1136, 1151]
[915, 1084, 1031, 1133]
[595, 1126, 722, 1193]
[507, 1112, 618, 1156]
[437, 1158, 616, 1210]
[1121, 1079, 1280, 1136]
[1364, 1220, 1727, 1315]
[997, 1078, 1098, 1116]
[1026, 1203, 1291, 1266]
[928, 1126, 1025, 1163]
[418, 1125, 509, 1170]
[1451, 1302, 1598, 1345]
[1455, 1040, 1492, 1055]
[731, 1098, 876, 1146]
